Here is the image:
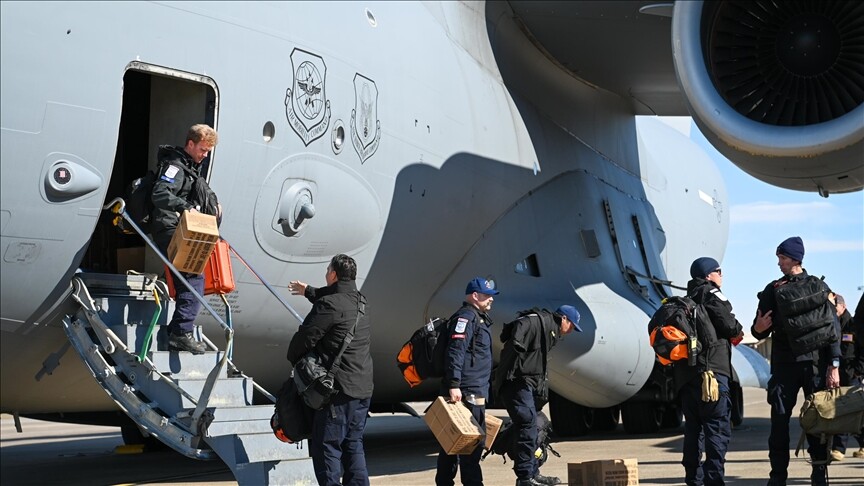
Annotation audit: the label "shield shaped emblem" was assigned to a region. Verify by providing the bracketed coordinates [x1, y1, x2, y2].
[351, 73, 380, 163]
[285, 48, 331, 146]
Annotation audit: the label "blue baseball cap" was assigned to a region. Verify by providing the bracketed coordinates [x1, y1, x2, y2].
[465, 277, 499, 295]
[556, 305, 582, 332]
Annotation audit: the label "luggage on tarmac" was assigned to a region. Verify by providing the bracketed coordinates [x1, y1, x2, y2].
[796, 385, 864, 458]
[482, 411, 559, 466]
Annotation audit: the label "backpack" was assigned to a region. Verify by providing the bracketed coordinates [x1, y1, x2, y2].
[396, 309, 482, 388]
[115, 170, 158, 235]
[795, 385, 864, 459]
[647, 296, 705, 366]
[270, 377, 314, 443]
[397, 317, 450, 387]
[774, 275, 837, 356]
[482, 411, 559, 465]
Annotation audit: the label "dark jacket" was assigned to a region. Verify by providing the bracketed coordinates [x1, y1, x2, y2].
[150, 145, 201, 237]
[838, 309, 864, 384]
[494, 308, 561, 392]
[751, 270, 841, 371]
[675, 279, 742, 388]
[286, 280, 374, 399]
[443, 303, 493, 394]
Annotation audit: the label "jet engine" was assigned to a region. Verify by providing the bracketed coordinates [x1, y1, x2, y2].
[672, 1, 864, 196]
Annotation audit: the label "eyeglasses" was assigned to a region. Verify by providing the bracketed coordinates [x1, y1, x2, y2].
[713, 268, 722, 276]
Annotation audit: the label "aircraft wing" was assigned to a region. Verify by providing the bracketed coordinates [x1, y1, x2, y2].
[503, 0, 864, 195]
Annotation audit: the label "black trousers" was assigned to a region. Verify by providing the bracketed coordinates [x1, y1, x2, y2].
[500, 380, 539, 480]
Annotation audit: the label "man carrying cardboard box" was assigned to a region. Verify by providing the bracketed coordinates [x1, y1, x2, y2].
[436, 277, 499, 486]
[150, 124, 221, 354]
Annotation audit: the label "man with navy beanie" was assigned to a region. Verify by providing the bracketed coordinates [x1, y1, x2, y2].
[752, 236, 841, 486]
[677, 257, 742, 486]
[494, 304, 581, 486]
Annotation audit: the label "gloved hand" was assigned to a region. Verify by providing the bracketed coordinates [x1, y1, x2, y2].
[701, 370, 719, 402]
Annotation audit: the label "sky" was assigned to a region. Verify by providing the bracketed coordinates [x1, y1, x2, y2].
[658, 117, 864, 341]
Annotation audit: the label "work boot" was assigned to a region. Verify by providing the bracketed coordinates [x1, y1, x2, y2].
[830, 449, 844, 462]
[810, 465, 827, 486]
[766, 479, 786, 486]
[534, 473, 561, 485]
[169, 332, 206, 354]
[853, 447, 864, 458]
[515, 478, 544, 486]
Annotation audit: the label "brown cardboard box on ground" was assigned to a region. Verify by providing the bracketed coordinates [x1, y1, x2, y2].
[423, 397, 483, 455]
[116, 246, 145, 273]
[484, 414, 503, 450]
[568, 458, 639, 486]
[167, 211, 219, 274]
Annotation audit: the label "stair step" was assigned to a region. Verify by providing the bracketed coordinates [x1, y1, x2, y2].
[149, 350, 227, 379]
[172, 376, 253, 408]
[207, 406, 276, 437]
[206, 432, 310, 464]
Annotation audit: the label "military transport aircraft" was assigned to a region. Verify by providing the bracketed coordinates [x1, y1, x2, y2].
[2, 1, 862, 482]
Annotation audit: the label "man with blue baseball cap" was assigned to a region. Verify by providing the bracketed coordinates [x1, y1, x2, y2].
[494, 304, 582, 486]
[436, 277, 499, 486]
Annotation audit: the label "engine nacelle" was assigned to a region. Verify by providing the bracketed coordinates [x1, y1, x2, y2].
[672, 1, 864, 196]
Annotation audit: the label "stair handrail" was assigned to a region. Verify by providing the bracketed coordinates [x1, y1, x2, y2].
[221, 238, 304, 324]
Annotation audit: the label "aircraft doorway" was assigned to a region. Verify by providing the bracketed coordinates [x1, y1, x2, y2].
[80, 64, 218, 275]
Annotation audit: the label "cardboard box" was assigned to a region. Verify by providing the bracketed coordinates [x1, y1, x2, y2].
[484, 414, 503, 450]
[116, 246, 145, 273]
[568, 458, 639, 486]
[167, 211, 219, 274]
[423, 397, 483, 455]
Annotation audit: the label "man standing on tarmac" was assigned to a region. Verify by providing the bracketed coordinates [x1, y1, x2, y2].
[436, 277, 498, 486]
[495, 305, 582, 486]
[287, 254, 373, 486]
[150, 124, 220, 355]
[751, 236, 841, 486]
[829, 293, 864, 461]
[677, 257, 743, 486]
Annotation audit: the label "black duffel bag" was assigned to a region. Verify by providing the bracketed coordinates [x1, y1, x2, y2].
[270, 376, 313, 443]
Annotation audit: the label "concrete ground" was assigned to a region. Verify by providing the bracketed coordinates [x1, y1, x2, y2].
[1, 387, 862, 485]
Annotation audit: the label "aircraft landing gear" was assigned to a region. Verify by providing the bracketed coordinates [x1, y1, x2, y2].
[549, 390, 593, 436]
[621, 401, 663, 433]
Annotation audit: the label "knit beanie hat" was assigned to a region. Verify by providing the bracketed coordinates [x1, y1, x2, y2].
[690, 257, 720, 279]
[776, 236, 805, 263]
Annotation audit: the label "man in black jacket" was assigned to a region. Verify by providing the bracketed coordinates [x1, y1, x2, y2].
[287, 254, 373, 486]
[829, 293, 864, 461]
[752, 237, 841, 486]
[150, 124, 220, 355]
[436, 277, 498, 486]
[677, 257, 743, 486]
[495, 305, 581, 486]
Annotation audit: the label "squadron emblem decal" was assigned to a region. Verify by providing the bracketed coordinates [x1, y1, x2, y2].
[285, 49, 331, 146]
[350, 73, 381, 163]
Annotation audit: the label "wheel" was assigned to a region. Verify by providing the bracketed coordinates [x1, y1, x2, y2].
[730, 380, 744, 427]
[661, 403, 683, 429]
[621, 401, 662, 434]
[549, 390, 594, 436]
[121, 422, 166, 451]
[591, 406, 620, 432]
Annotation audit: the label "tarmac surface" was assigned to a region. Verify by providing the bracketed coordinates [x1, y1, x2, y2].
[1, 387, 862, 485]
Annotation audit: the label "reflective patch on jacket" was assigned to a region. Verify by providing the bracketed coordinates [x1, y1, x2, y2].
[160, 165, 181, 182]
[454, 318, 468, 333]
[711, 288, 728, 301]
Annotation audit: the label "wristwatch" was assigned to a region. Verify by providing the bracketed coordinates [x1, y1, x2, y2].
[831, 359, 840, 368]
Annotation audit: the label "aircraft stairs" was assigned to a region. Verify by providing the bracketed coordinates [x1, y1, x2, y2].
[60, 198, 314, 485]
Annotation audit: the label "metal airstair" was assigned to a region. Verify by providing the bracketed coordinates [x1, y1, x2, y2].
[61, 198, 314, 485]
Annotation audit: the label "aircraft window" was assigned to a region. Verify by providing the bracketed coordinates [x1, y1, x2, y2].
[331, 121, 345, 154]
[581, 230, 601, 258]
[514, 254, 540, 277]
[263, 121, 275, 142]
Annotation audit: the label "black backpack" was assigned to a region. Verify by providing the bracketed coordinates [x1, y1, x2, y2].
[396, 317, 450, 387]
[396, 309, 482, 388]
[270, 377, 314, 443]
[482, 411, 559, 465]
[774, 275, 837, 356]
[647, 296, 705, 366]
[115, 170, 158, 235]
